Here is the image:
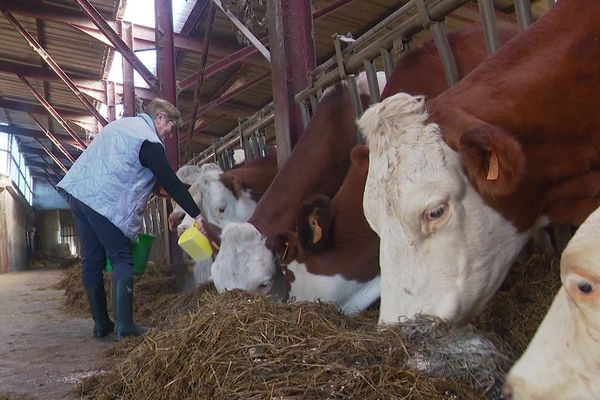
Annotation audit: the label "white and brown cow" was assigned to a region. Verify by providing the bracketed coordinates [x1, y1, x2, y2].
[169, 147, 278, 237]
[211, 74, 377, 296]
[211, 25, 519, 309]
[503, 206, 600, 399]
[271, 145, 381, 314]
[169, 163, 222, 234]
[359, 0, 600, 323]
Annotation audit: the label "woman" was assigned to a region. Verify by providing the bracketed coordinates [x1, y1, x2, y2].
[58, 98, 202, 341]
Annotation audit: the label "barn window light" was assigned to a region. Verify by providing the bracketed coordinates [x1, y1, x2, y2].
[105, 0, 194, 100]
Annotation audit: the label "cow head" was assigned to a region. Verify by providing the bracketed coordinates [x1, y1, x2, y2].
[359, 93, 530, 323]
[168, 164, 215, 233]
[504, 207, 600, 400]
[211, 222, 287, 301]
[198, 169, 257, 230]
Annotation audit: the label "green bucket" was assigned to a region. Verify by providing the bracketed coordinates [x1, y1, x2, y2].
[105, 234, 155, 276]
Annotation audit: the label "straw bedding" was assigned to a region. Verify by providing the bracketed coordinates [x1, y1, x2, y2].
[52, 251, 560, 400]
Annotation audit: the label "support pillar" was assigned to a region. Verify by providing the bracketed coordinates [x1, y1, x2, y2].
[155, 0, 182, 264]
[266, 0, 315, 167]
[120, 21, 136, 118]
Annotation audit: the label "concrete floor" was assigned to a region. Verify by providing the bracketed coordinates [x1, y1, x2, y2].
[0, 267, 112, 399]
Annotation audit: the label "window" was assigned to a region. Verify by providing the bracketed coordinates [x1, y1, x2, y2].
[0, 130, 34, 205]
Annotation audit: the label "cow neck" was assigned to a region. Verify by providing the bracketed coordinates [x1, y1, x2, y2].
[249, 83, 359, 243]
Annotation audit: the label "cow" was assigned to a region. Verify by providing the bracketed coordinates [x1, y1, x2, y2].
[211, 24, 519, 310]
[168, 163, 222, 234]
[168, 152, 277, 286]
[168, 147, 278, 236]
[503, 205, 600, 400]
[271, 145, 381, 314]
[211, 73, 378, 296]
[359, 0, 600, 324]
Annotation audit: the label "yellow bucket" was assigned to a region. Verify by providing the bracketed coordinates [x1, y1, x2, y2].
[178, 223, 213, 261]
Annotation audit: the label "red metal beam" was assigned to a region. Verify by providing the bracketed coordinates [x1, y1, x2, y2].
[196, 71, 270, 116]
[267, 0, 315, 163]
[0, 60, 107, 104]
[178, 39, 269, 91]
[0, 0, 247, 61]
[107, 81, 116, 122]
[175, 0, 208, 66]
[2, 11, 108, 127]
[155, 0, 179, 169]
[120, 21, 136, 118]
[9, 124, 81, 147]
[29, 113, 76, 164]
[0, 98, 90, 119]
[187, 3, 217, 151]
[181, 1, 209, 34]
[74, 0, 159, 92]
[19, 75, 88, 149]
[312, 0, 353, 19]
[178, 0, 351, 91]
[33, 139, 68, 173]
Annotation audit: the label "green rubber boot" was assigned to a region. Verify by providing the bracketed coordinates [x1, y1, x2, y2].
[83, 282, 115, 338]
[111, 277, 149, 341]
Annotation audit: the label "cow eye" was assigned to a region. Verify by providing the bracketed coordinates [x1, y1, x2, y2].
[578, 281, 593, 294]
[426, 205, 446, 220]
[218, 206, 226, 214]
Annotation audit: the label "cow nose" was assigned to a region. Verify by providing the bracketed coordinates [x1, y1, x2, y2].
[503, 382, 513, 400]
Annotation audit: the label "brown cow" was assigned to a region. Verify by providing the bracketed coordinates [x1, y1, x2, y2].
[272, 145, 380, 313]
[360, 0, 600, 323]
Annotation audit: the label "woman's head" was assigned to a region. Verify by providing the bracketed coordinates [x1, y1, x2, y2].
[144, 98, 183, 141]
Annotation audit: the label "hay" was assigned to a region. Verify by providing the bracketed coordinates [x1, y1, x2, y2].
[53, 260, 198, 321]
[79, 291, 505, 400]
[474, 251, 561, 357]
[55, 251, 561, 400]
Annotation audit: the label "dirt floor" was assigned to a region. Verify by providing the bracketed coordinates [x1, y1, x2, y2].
[0, 267, 113, 400]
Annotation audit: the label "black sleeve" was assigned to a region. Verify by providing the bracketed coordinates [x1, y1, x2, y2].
[139, 140, 201, 218]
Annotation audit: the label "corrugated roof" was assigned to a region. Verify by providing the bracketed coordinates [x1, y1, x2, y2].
[0, 0, 551, 185]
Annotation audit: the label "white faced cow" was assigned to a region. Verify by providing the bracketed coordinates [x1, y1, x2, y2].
[169, 148, 277, 237]
[359, 0, 600, 323]
[503, 206, 600, 400]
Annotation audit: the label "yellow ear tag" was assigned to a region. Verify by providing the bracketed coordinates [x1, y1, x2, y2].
[309, 210, 323, 244]
[486, 148, 499, 181]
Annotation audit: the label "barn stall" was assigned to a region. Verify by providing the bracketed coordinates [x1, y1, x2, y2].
[0, 0, 578, 399]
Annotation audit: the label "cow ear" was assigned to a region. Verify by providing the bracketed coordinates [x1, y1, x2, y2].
[350, 144, 369, 170]
[220, 174, 244, 198]
[297, 195, 332, 252]
[273, 230, 298, 265]
[459, 124, 525, 197]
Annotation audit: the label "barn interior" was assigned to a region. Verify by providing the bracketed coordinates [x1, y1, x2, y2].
[0, 0, 565, 399]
